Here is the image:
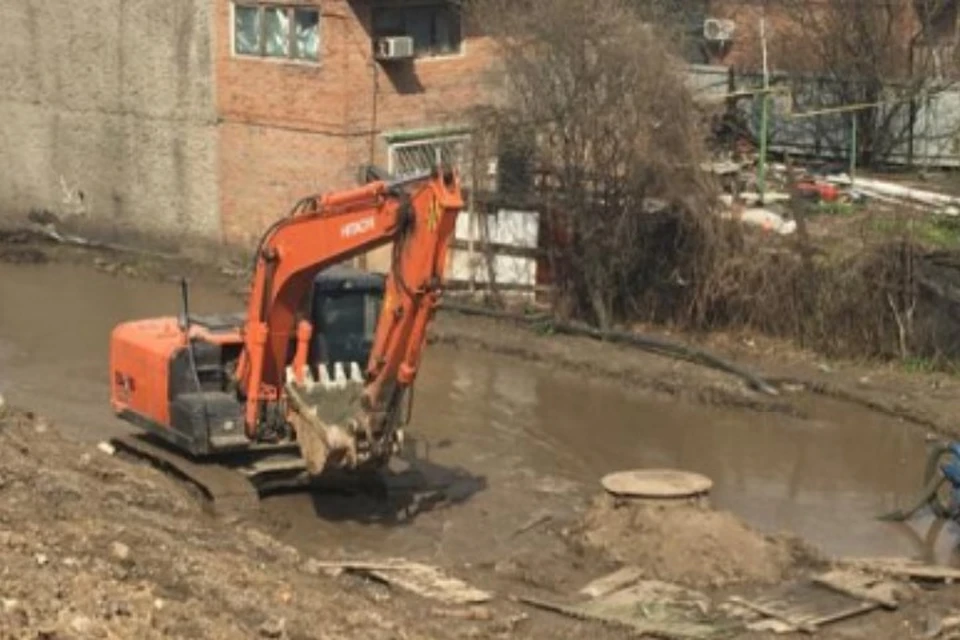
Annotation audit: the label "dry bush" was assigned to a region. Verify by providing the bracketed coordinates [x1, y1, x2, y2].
[466, 0, 960, 366]
[469, 0, 734, 329]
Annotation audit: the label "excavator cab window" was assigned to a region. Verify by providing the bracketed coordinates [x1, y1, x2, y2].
[308, 266, 385, 373]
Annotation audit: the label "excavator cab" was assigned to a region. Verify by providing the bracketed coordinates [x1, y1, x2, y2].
[307, 266, 385, 380]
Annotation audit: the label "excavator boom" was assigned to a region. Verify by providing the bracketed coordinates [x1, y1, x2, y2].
[237, 167, 463, 471]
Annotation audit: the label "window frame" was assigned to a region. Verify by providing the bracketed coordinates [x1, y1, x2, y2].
[387, 133, 472, 178]
[231, 2, 322, 64]
[371, 2, 465, 61]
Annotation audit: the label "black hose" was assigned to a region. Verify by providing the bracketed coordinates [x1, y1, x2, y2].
[877, 442, 957, 522]
[876, 473, 947, 522]
[436, 301, 779, 396]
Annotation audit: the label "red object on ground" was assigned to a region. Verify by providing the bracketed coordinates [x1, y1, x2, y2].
[795, 181, 839, 202]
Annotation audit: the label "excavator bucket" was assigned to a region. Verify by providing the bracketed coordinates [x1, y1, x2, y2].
[284, 362, 371, 475]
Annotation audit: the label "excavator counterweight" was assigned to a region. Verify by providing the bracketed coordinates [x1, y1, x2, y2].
[107, 168, 464, 504]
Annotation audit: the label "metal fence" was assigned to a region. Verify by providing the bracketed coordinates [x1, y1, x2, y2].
[688, 64, 960, 168]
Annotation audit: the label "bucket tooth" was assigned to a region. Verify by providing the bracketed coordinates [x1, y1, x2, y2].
[302, 366, 317, 391]
[349, 362, 364, 384]
[333, 362, 348, 389]
[285, 364, 315, 388]
[319, 365, 334, 390]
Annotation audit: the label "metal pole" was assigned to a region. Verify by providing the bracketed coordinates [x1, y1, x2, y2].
[758, 16, 769, 202]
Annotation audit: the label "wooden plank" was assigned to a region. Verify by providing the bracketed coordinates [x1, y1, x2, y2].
[727, 596, 814, 634]
[836, 557, 960, 582]
[802, 601, 878, 628]
[515, 595, 722, 639]
[731, 579, 884, 634]
[368, 563, 492, 605]
[812, 570, 899, 609]
[579, 566, 644, 599]
[306, 559, 492, 605]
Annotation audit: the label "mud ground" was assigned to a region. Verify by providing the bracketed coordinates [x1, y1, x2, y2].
[6, 231, 960, 638]
[6, 405, 960, 640]
[0, 407, 543, 640]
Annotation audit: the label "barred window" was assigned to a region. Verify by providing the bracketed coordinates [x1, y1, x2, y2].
[388, 135, 471, 177]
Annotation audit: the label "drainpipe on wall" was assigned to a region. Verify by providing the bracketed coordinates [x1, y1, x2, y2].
[358, 55, 381, 272]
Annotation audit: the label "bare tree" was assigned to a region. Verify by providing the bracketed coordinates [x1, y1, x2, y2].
[775, 0, 960, 166]
[467, 0, 722, 329]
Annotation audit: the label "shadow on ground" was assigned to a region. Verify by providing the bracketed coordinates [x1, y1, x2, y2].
[267, 436, 487, 526]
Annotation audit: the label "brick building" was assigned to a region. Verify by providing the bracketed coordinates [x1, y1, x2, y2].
[697, 0, 960, 74]
[0, 0, 494, 270]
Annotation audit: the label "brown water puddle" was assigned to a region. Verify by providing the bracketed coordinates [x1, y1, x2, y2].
[0, 261, 955, 566]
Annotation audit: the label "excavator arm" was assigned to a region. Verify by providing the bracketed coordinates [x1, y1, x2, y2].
[235, 167, 463, 473]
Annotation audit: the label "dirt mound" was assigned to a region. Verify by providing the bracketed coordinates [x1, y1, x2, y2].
[0, 408, 491, 639]
[577, 495, 819, 588]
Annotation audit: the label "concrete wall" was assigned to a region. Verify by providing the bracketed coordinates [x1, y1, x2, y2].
[0, 0, 219, 246]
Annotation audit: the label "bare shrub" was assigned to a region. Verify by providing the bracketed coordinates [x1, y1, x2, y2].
[469, 0, 730, 329]
[465, 0, 960, 367]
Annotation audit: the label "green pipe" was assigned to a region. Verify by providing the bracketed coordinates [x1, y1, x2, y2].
[759, 92, 769, 201]
[850, 113, 858, 187]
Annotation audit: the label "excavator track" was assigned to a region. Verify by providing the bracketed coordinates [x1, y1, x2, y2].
[110, 434, 263, 520]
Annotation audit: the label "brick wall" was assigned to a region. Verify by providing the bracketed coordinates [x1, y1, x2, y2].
[214, 0, 496, 270]
[706, 0, 927, 74]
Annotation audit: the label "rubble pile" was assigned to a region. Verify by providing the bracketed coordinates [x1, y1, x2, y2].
[576, 494, 821, 589]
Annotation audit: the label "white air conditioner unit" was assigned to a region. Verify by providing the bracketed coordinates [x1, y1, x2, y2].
[375, 36, 415, 61]
[703, 18, 736, 42]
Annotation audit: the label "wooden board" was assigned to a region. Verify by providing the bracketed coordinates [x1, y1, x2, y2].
[731, 580, 880, 633]
[836, 557, 960, 582]
[812, 569, 900, 609]
[579, 566, 644, 599]
[307, 559, 492, 605]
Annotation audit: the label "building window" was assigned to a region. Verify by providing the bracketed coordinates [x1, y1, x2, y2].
[234, 3, 320, 62]
[372, 3, 462, 58]
[388, 134, 471, 177]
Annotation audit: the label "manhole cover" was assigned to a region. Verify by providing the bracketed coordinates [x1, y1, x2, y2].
[601, 469, 713, 498]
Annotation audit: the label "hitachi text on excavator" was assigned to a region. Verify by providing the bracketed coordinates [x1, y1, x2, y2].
[107, 167, 464, 507]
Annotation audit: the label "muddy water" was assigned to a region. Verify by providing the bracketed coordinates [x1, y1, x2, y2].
[0, 262, 238, 439]
[0, 261, 956, 565]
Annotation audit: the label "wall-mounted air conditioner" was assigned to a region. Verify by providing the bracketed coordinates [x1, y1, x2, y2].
[375, 36, 415, 61]
[703, 18, 736, 42]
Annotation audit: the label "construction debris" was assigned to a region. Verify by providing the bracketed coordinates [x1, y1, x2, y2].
[726, 578, 887, 634]
[923, 612, 960, 638]
[707, 151, 960, 239]
[812, 569, 900, 609]
[579, 565, 645, 599]
[827, 174, 960, 214]
[835, 557, 960, 583]
[307, 559, 492, 605]
[517, 589, 723, 639]
[721, 208, 797, 235]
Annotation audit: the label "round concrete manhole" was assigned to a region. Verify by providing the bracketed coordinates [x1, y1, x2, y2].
[601, 469, 713, 499]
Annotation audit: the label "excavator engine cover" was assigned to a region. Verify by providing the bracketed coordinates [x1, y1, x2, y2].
[109, 266, 385, 458]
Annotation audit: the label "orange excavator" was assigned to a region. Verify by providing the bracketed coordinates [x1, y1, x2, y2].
[107, 167, 463, 506]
